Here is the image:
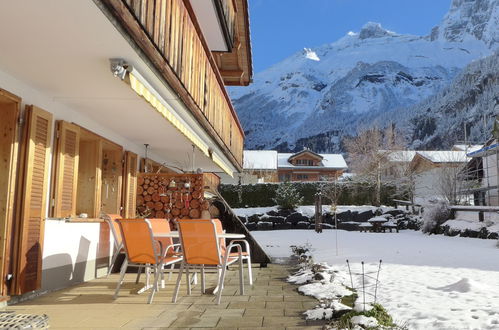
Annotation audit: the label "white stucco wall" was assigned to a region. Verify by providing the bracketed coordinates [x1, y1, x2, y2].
[414, 169, 443, 202]
[482, 153, 499, 205]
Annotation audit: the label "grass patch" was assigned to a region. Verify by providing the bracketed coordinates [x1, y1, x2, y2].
[337, 303, 394, 329]
[340, 291, 357, 308]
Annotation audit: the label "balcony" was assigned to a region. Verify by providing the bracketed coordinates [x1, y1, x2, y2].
[101, 0, 244, 169]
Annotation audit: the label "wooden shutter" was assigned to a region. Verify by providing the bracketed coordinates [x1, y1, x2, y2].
[0, 89, 21, 296]
[123, 151, 138, 218]
[14, 105, 53, 294]
[52, 121, 80, 218]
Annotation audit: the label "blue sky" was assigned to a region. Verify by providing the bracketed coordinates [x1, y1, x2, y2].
[249, 0, 452, 73]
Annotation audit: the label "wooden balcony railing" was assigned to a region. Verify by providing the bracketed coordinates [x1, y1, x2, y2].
[102, 0, 244, 169]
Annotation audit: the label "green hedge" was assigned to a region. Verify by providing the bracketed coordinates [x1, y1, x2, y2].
[220, 181, 400, 208]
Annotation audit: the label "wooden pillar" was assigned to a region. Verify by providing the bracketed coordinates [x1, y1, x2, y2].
[314, 192, 322, 233]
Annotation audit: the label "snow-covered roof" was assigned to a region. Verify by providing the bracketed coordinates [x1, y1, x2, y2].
[243, 150, 278, 170]
[380, 150, 416, 162]
[416, 151, 469, 163]
[278, 153, 348, 169]
[452, 144, 483, 153]
[467, 139, 498, 158]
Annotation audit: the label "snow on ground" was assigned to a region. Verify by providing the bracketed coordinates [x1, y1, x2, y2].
[233, 205, 395, 218]
[253, 230, 499, 329]
[445, 210, 499, 234]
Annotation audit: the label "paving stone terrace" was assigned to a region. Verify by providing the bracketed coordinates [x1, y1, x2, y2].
[5, 264, 325, 329]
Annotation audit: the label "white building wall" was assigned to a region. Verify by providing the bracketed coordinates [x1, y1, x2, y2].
[414, 168, 444, 203]
[220, 172, 261, 185]
[482, 153, 499, 205]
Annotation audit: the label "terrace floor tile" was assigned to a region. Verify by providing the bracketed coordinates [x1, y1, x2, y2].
[4, 264, 325, 329]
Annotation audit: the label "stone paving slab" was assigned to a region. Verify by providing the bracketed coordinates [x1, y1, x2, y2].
[3, 264, 325, 329]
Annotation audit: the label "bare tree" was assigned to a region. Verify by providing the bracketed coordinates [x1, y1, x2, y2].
[344, 124, 406, 206]
[435, 160, 470, 204]
[387, 151, 417, 204]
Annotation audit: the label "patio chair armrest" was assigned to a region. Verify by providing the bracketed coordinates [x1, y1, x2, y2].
[163, 243, 182, 257]
[227, 239, 250, 254]
[225, 242, 243, 257]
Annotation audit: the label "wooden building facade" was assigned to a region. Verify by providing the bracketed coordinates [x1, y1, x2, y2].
[222, 149, 348, 184]
[0, 0, 251, 300]
[277, 150, 348, 182]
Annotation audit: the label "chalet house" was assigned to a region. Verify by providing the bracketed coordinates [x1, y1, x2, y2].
[277, 150, 347, 182]
[409, 151, 469, 202]
[220, 149, 348, 184]
[0, 1, 251, 299]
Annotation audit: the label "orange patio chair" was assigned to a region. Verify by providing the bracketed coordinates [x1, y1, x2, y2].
[213, 219, 253, 285]
[106, 214, 147, 284]
[172, 219, 245, 305]
[114, 219, 182, 304]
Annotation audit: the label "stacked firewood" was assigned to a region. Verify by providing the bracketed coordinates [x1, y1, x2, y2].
[136, 174, 210, 219]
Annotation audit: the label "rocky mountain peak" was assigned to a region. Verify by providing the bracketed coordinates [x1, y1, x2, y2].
[433, 0, 498, 48]
[358, 22, 396, 40]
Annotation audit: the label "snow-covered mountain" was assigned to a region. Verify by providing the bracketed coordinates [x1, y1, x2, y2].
[407, 52, 499, 149]
[231, 0, 498, 152]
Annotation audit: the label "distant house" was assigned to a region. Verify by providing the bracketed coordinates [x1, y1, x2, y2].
[242, 150, 279, 183]
[464, 139, 498, 205]
[277, 149, 348, 182]
[220, 149, 348, 184]
[410, 150, 470, 202]
[380, 150, 416, 179]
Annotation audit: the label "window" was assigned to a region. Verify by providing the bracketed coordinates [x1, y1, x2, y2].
[296, 159, 314, 166]
[296, 174, 309, 180]
[51, 122, 137, 219]
[279, 174, 291, 182]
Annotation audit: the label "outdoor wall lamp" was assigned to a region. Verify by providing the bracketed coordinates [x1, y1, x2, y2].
[110, 58, 130, 80]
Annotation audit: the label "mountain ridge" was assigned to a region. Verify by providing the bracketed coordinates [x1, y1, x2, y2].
[231, 0, 498, 152]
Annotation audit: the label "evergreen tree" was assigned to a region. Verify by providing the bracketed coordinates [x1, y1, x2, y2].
[273, 183, 304, 210]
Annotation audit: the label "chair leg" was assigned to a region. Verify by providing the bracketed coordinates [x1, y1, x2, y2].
[114, 259, 128, 299]
[238, 257, 245, 295]
[161, 267, 165, 289]
[200, 265, 205, 294]
[185, 265, 191, 295]
[147, 264, 161, 304]
[167, 263, 175, 281]
[107, 250, 119, 277]
[191, 271, 198, 285]
[135, 265, 142, 284]
[216, 261, 228, 305]
[246, 256, 253, 285]
[172, 262, 185, 303]
[145, 264, 151, 288]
